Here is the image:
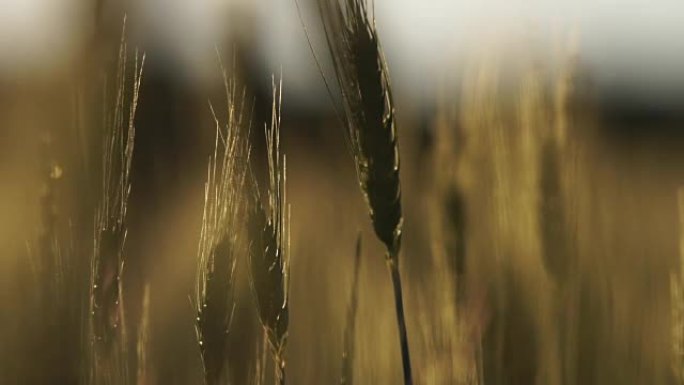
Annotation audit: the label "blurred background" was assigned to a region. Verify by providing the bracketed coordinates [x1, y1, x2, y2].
[2, 0, 684, 384]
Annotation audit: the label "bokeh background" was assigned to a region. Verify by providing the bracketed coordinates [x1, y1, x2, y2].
[2, 0, 684, 384]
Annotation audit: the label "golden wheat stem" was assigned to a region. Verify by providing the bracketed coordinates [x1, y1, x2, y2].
[340, 234, 362, 385]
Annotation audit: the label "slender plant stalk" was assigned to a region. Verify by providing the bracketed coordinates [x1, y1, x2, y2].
[249, 77, 290, 385]
[433, 92, 467, 302]
[23, 131, 84, 383]
[252, 330, 269, 385]
[317, 1, 411, 383]
[340, 234, 362, 385]
[195, 64, 251, 385]
[89, 17, 144, 384]
[136, 284, 151, 385]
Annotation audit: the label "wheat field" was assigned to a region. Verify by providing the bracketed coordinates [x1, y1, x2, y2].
[1, 1, 684, 385]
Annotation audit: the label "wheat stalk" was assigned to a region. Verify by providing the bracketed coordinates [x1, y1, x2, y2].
[340, 234, 362, 385]
[249, 77, 290, 385]
[195, 62, 251, 385]
[316, 1, 411, 383]
[89, 16, 144, 384]
[21, 131, 85, 382]
[136, 284, 151, 385]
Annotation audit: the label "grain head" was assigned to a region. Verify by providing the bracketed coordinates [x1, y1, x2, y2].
[248, 77, 290, 384]
[317, 0, 402, 259]
[195, 65, 251, 385]
[89, 17, 144, 384]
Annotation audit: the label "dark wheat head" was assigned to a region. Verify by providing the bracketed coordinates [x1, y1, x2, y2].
[318, 0, 402, 258]
[316, 4, 413, 382]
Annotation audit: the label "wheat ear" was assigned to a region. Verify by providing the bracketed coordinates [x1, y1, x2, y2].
[195, 65, 251, 385]
[317, 1, 411, 383]
[90, 16, 144, 384]
[248, 77, 290, 385]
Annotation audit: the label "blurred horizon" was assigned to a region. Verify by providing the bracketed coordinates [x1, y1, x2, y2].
[2, 0, 684, 114]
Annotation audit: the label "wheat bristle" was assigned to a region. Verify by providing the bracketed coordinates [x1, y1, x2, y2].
[195, 61, 251, 385]
[249, 77, 290, 385]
